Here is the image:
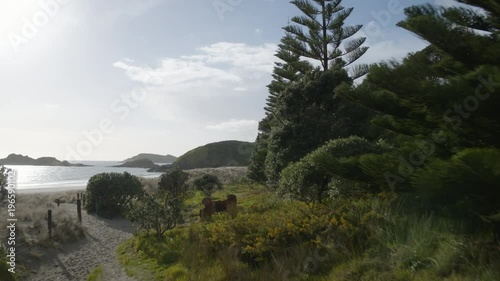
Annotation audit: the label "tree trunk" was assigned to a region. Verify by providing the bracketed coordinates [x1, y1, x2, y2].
[321, 0, 328, 71]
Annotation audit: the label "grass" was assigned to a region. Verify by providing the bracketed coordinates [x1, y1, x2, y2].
[0, 190, 86, 277]
[117, 183, 500, 281]
[87, 265, 104, 281]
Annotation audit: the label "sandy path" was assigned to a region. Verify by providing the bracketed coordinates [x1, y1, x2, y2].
[26, 203, 136, 281]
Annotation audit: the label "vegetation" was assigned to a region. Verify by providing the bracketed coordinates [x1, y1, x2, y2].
[0, 245, 16, 281]
[173, 140, 254, 169]
[117, 184, 500, 280]
[85, 172, 143, 218]
[284, 0, 368, 75]
[0, 165, 9, 199]
[116, 0, 499, 280]
[123, 153, 177, 164]
[87, 265, 104, 281]
[127, 168, 191, 238]
[278, 136, 392, 202]
[249, 0, 376, 188]
[193, 174, 223, 197]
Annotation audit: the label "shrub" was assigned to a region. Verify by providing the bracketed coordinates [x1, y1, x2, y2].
[193, 174, 223, 197]
[127, 193, 186, 238]
[85, 172, 143, 218]
[158, 168, 189, 197]
[0, 245, 16, 281]
[128, 169, 190, 238]
[278, 136, 392, 202]
[0, 166, 10, 200]
[412, 148, 500, 220]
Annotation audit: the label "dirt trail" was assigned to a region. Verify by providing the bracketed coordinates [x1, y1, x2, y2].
[26, 203, 136, 281]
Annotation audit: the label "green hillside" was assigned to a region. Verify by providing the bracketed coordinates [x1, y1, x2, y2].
[173, 141, 254, 169]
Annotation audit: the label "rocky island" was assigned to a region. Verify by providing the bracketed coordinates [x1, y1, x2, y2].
[0, 154, 89, 166]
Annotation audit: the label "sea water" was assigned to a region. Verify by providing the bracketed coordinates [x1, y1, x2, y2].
[5, 161, 162, 191]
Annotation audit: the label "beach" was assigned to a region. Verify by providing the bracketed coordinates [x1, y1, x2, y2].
[1, 188, 137, 281]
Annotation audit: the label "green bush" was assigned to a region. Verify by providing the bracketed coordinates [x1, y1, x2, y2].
[0, 166, 10, 200]
[127, 193, 186, 238]
[0, 245, 16, 281]
[127, 169, 191, 237]
[412, 148, 500, 220]
[278, 136, 392, 202]
[193, 174, 223, 197]
[85, 172, 143, 218]
[158, 168, 189, 197]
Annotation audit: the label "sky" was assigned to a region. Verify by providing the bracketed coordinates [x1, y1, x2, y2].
[0, 0, 457, 161]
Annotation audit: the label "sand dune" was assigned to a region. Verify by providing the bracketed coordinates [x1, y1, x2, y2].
[26, 202, 136, 281]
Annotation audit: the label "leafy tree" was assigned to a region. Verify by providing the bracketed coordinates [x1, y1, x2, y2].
[284, 0, 368, 76]
[128, 168, 191, 238]
[85, 172, 143, 218]
[127, 192, 185, 238]
[158, 168, 189, 198]
[193, 174, 222, 197]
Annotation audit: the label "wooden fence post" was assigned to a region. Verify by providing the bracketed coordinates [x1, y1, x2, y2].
[56, 199, 60, 207]
[77, 199, 82, 224]
[48, 210, 52, 240]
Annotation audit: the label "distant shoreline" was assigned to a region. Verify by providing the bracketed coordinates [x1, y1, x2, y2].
[16, 185, 87, 194]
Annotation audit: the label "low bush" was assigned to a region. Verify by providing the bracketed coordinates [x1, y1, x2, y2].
[193, 174, 222, 197]
[278, 136, 392, 202]
[85, 172, 143, 218]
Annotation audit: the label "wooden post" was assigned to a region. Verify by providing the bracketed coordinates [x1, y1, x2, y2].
[77, 199, 82, 224]
[82, 194, 85, 207]
[56, 199, 60, 207]
[48, 210, 52, 240]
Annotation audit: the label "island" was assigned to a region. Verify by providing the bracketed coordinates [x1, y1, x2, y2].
[147, 140, 254, 172]
[112, 158, 159, 169]
[123, 153, 177, 164]
[0, 154, 89, 167]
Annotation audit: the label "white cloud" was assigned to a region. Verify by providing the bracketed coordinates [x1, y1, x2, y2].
[206, 119, 258, 132]
[356, 38, 428, 65]
[113, 42, 276, 122]
[113, 58, 241, 87]
[185, 42, 277, 73]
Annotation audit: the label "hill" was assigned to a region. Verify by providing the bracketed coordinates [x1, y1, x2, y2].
[173, 140, 254, 170]
[112, 159, 158, 169]
[0, 154, 88, 166]
[123, 153, 177, 164]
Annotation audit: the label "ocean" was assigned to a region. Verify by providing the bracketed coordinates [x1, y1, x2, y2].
[5, 161, 163, 191]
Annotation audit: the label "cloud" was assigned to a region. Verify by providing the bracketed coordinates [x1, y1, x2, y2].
[113, 58, 241, 87]
[356, 38, 428, 65]
[113, 42, 276, 122]
[206, 119, 258, 132]
[184, 42, 277, 73]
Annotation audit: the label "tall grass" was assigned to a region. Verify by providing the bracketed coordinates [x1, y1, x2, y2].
[0, 191, 86, 269]
[117, 185, 500, 281]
